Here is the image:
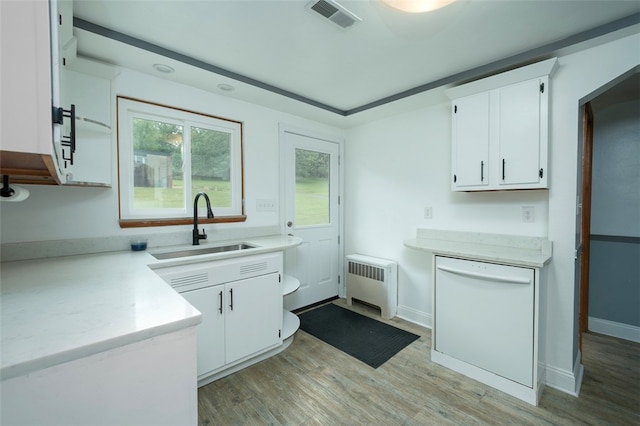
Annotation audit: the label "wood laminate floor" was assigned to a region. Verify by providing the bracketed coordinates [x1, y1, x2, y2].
[198, 299, 640, 425]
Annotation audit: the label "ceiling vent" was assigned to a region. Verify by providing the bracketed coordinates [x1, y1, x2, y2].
[306, 0, 362, 30]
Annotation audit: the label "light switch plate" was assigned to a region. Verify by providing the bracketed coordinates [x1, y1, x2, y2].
[424, 206, 433, 219]
[257, 199, 277, 212]
[522, 206, 535, 223]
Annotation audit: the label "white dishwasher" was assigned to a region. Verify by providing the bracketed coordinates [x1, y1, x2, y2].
[434, 256, 535, 387]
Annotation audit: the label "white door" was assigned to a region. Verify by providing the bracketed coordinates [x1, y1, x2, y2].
[282, 130, 341, 311]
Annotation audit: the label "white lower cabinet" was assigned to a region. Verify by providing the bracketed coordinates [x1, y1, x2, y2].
[181, 285, 225, 375]
[224, 273, 281, 363]
[1, 327, 198, 426]
[154, 252, 284, 385]
[182, 272, 281, 377]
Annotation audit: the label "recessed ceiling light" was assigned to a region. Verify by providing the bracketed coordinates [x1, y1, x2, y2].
[217, 84, 235, 92]
[153, 63, 175, 74]
[381, 0, 456, 13]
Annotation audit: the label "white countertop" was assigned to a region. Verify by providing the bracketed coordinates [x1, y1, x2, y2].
[404, 229, 552, 268]
[1, 234, 301, 381]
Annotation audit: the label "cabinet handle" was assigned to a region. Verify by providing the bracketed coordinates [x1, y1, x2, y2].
[229, 288, 233, 311]
[436, 264, 531, 285]
[53, 104, 77, 168]
[502, 158, 506, 180]
[480, 161, 484, 182]
[218, 290, 223, 314]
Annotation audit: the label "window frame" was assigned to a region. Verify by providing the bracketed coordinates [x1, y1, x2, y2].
[117, 96, 245, 228]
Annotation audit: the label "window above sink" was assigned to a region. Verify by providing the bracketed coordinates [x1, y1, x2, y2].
[117, 96, 246, 228]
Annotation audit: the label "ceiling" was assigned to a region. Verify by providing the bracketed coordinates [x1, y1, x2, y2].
[590, 69, 640, 113]
[72, 0, 640, 127]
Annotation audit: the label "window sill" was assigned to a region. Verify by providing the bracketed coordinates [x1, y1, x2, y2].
[119, 215, 247, 228]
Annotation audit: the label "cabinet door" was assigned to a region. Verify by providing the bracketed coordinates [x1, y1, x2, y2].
[61, 70, 112, 185]
[181, 285, 225, 377]
[0, 0, 62, 182]
[57, 0, 74, 65]
[497, 78, 543, 186]
[225, 273, 282, 364]
[451, 92, 490, 189]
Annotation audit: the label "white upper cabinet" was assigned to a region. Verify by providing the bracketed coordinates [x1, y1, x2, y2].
[497, 78, 547, 187]
[57, 0, 76, 68]
[56, 0, 115, 186]
[60, 68, 113, 186]
[0, 0, 65, 184]
[448, 59, 557, 191]
[0, 0, 114, 186]
[451, 92, 490, 188]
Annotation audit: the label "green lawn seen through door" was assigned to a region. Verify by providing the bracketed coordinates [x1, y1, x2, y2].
[295, 177, 329, 226]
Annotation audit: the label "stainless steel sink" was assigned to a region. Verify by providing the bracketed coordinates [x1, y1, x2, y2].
[151, 243, 256, 260]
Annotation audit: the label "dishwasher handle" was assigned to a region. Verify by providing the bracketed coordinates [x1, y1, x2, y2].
[436, 264, 531, 285]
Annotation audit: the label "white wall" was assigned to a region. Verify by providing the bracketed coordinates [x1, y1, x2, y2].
[546, 31, 639, 393]
[345, 96, 549, 326]
[0, 69, 345, 244]
[345, 30, 640, 396]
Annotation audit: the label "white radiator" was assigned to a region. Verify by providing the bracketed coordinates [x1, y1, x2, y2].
[346, 254, 398, 319]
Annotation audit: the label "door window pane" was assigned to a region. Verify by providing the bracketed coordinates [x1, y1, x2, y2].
[295, 148, 329, 226]
[191, 126, 232, 208]
[132, 118, 184, 209]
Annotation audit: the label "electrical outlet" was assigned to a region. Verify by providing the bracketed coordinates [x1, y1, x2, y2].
[522, 206, 535, 223]
[256, 199, 276, 212]
[424, 206, 433, 219]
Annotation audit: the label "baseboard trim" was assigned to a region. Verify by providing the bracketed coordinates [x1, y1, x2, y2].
[396, 305, 431, 328]
[588, 317, 640, 343]
[292, 296, 339, 314]
[544, 354, 583, 397]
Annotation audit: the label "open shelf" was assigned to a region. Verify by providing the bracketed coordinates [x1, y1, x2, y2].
[283, 274, 300, 296]
[282, 310, 300, 340]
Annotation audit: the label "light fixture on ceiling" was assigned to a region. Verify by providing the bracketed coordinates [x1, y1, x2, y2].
[153, 63, 175, 74]
[217, 84, 235, 92]
[380, 0, 456, 13]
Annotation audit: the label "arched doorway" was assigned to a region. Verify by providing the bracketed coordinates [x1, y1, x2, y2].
[578, 69, 640, 350]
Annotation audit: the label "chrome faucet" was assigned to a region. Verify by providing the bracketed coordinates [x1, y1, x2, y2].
[193, 192, 215, 245]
